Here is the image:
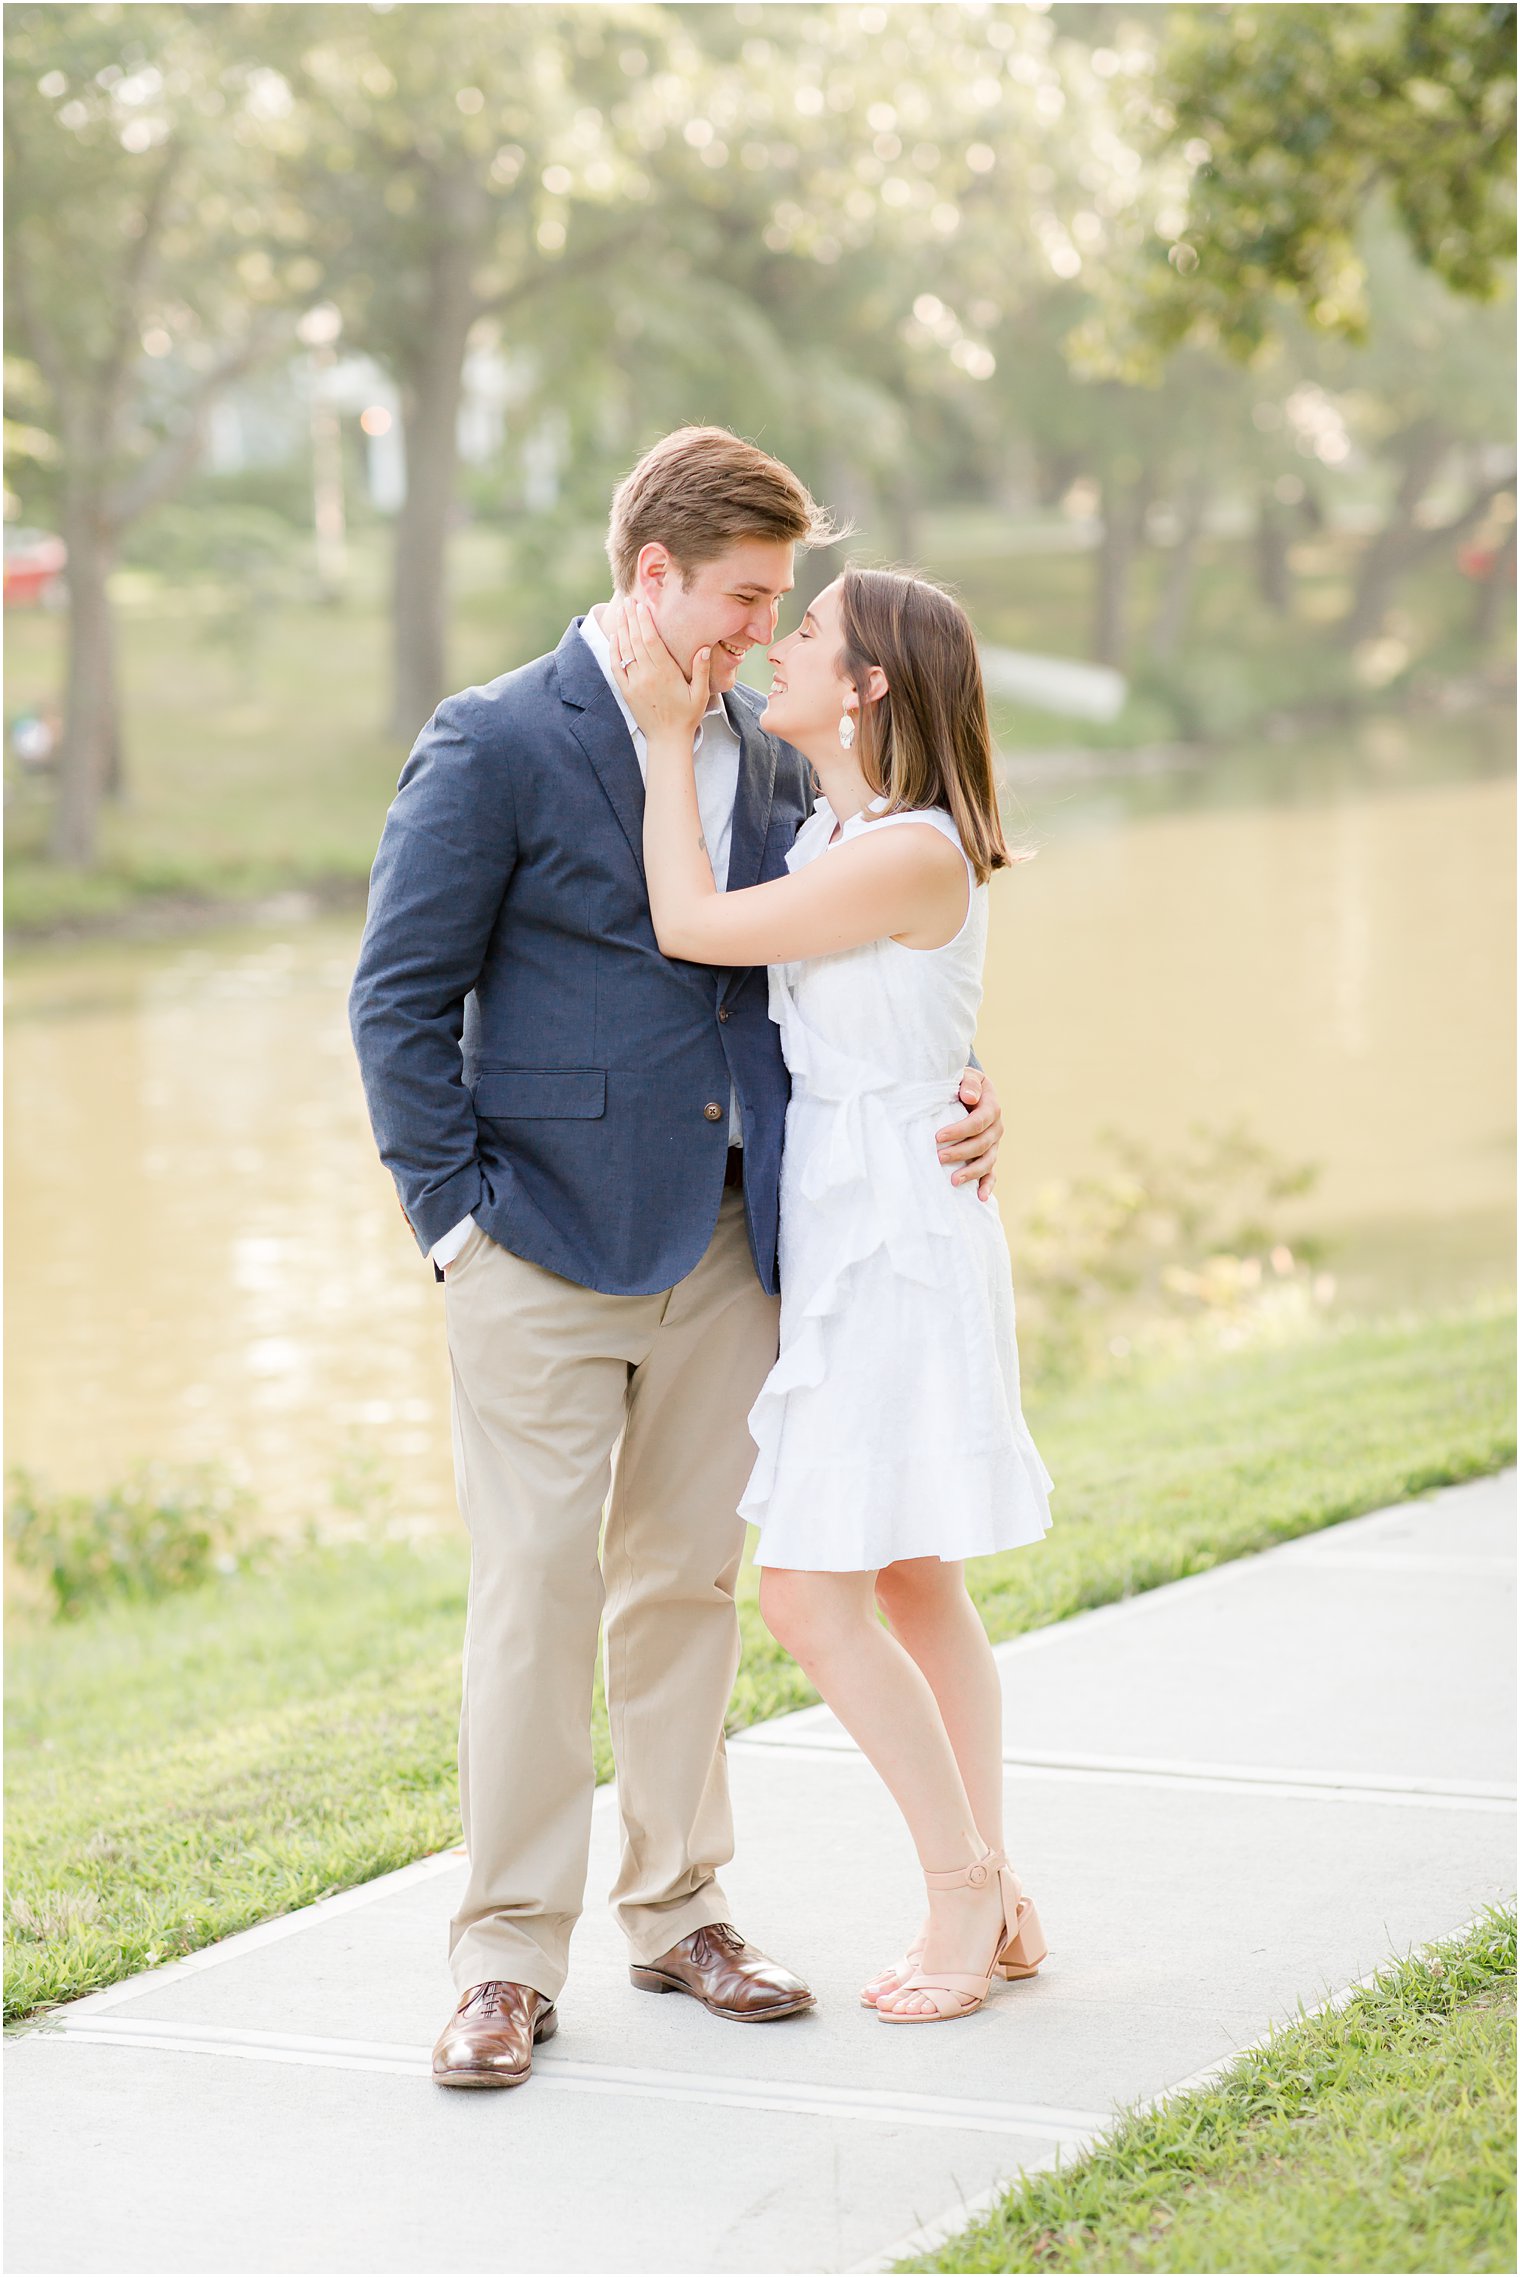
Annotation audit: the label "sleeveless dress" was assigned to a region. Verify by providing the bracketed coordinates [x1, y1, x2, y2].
[740, 795, 1056, 1571]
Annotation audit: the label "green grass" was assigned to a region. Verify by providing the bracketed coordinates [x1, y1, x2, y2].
[6, 515, 1509, 934]
[900, 1906, 1517, 2276]
[5, 1292, 1512, 2022]
[2, 526, 540, 934]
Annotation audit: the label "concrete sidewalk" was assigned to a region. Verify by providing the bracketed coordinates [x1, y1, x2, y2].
[7, 1471, 1515, 2275]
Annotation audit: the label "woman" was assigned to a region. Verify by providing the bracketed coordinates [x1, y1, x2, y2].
[609, 566, 1054, 2024]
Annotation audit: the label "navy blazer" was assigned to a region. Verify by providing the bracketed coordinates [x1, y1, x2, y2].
[348, 617, 813, 1296]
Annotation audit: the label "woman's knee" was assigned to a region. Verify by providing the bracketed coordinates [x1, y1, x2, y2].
[875, 1555, 964, 1633]
[759, 1567, 862, 1661]
[757, 1566, 798, 1649]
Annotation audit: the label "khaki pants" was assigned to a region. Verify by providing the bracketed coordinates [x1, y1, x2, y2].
[441, 1187, 781, 1999]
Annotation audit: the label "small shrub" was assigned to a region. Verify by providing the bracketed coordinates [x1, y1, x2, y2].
[4, 1461, 259, 1619]
[1016, 1117, 1334, 1389]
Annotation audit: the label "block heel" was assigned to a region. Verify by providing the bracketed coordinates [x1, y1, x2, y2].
[996, 1894, 1047, 1978]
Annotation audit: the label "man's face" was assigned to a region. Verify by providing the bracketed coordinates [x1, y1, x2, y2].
[632, 538, 795, 697]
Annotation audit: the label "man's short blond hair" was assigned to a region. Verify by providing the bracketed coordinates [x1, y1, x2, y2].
[605, 425, 839, 593]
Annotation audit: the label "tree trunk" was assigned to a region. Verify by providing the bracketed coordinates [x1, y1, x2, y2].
[101, 600, 125, 803]
[1255, 490, 1293, 616]
[388, 229, 480, 739]
[792, 451, 875, 616]
[889, 462, 920, 564]
[49, 496, 119, 868]
[102, 711, 124, 803]
[1093, 467, 1151, 670]
[1035, 447, 1082, 511]
[1149, 470, 1210, 662]
[1344, 419, 1449, 645]
[1471, 514, 1517, 647]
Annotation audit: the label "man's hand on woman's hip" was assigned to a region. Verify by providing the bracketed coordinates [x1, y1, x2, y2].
[939, 1068, 1003, 1201]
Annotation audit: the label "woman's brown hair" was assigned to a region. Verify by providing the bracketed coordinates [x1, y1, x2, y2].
[837, 566, 1028, 887]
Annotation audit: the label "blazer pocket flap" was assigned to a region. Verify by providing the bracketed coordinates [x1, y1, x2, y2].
[472, 1068, 607, 1120]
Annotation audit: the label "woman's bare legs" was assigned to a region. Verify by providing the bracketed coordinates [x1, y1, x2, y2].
[857, 1557, 1016, 2010]
[875, 1557, 1006, 1853]
[758, 1565, 1009, 1997]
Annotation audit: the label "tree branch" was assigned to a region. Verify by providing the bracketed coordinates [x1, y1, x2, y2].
[1404, 470, 1519, 565]
[100, 146, 185, 435]
[5, 230, 83, 439]
[103, 315, 290, 530]
[478, 219, 647, 319]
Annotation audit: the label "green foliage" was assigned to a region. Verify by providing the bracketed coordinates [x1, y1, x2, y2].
[3, 3, 309, 456]
[4, 1460, 259, 1618]
[4, 1295, 1512, 2017]
[1139, 2, 1518, 359]
[901, 1906, 1517, 2274]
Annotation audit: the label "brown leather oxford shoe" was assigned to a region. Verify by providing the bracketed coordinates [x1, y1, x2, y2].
[630, 1922, 815, 2021]
[431, 1979, 558, 2088]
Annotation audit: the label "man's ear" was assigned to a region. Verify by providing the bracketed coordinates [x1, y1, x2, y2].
[635, 542, 671, 599]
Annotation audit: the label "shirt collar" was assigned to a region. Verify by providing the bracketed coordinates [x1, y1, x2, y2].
[812, 789, 890, 834]
[581, 604, 727, 738]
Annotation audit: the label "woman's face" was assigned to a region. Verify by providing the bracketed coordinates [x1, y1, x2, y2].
[759, 578, 853, 746]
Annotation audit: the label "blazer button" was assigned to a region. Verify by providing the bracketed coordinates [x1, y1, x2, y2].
[703, 1101, 724, 1121]
[717, 1006, 730, 1023]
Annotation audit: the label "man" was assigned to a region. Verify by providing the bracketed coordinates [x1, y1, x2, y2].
[349, 426, 1005, 2090]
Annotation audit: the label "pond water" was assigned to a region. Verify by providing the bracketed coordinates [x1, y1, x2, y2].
[6, 708, 1513, 1538]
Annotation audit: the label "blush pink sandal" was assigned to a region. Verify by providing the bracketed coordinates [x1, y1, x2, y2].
[876, 1849, 1047, 2024]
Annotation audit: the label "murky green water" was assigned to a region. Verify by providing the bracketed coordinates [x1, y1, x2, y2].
[6, 710, 1513, 1536]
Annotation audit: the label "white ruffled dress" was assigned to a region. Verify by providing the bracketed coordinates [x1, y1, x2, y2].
[740, 795, 1055, 1571]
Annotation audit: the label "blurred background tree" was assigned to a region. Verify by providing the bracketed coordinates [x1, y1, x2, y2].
[1120, 0, 1517, 359]
[4, 0, 1514, 872]
[277, 2, 659, 733]
[4, 1, 312, 863]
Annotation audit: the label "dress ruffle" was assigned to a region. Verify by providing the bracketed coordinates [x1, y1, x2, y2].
[739, 796, 1055, 1573]
[741, 1001, 1054, 1569]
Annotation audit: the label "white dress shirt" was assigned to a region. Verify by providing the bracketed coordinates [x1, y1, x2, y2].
[429, 604, 746, 1271]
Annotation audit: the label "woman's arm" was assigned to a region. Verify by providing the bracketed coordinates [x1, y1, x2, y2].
[619, 599, 966, 966]
[649, 793, 967, 965]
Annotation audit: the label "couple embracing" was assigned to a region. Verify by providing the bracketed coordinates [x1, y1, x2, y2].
[349, 425, 1055, 2090]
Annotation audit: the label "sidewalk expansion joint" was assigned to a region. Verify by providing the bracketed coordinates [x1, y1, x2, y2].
[729, 1733, 1517, 1810]
[28, 2015, 1109, 2142]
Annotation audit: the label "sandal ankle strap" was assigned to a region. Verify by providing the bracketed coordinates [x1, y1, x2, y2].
[923, 1846, 1008, 1892]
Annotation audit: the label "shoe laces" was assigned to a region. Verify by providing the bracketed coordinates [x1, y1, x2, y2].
[460, 1979, 516, 2015]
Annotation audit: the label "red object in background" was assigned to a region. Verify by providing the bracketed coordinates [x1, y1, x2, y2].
[3, 528, 66, 607]
[1456, 535, 1518, 584]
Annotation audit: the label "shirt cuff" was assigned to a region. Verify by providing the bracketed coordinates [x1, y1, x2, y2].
[428, 1214, 477, 1270]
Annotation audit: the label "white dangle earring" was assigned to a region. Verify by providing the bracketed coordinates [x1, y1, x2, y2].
[838, 703, 856, 750]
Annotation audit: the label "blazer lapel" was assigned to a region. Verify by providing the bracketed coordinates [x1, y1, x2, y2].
[722, 695, 778, 895]
[555, 617, 646, 881]
[552, 634, 783, 984]
[719, 695, 780, 1002]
